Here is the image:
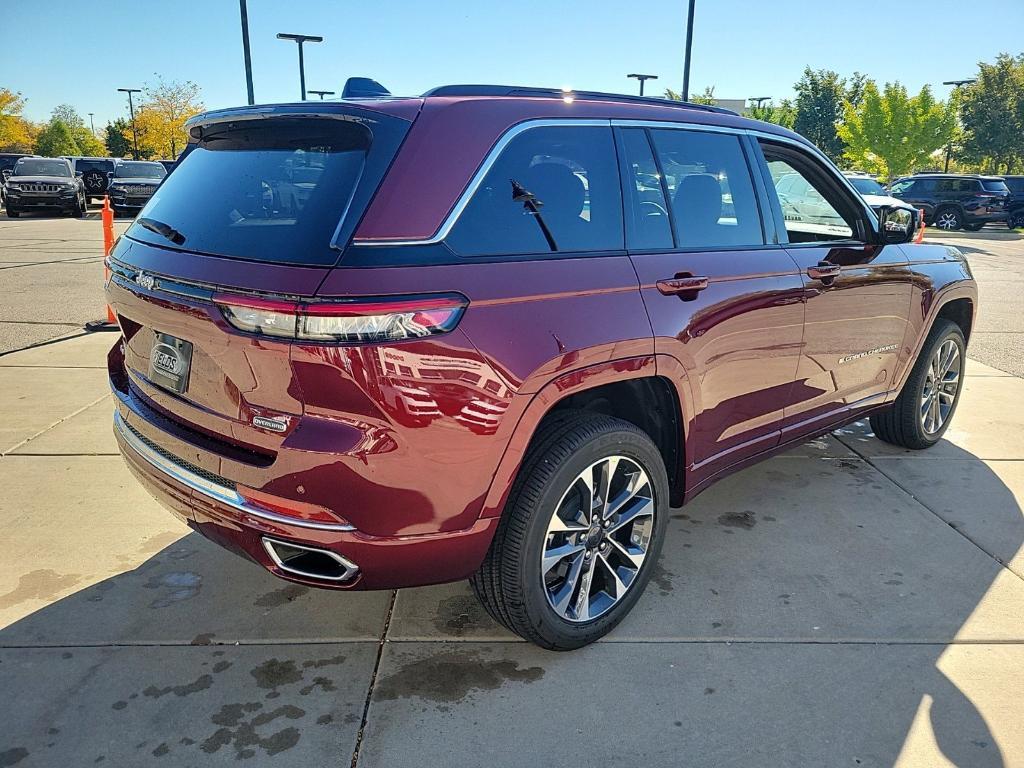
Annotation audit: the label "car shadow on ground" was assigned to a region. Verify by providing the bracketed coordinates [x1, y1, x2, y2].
[0, 438, 1020, 766]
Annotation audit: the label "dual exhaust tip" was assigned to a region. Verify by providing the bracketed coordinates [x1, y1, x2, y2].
[261, 537, 359, 583]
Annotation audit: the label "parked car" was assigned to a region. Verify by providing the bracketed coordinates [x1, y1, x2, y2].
[69, 156, 116, 199]
[158, 159, 177, 173]
[888, 173, 1009, 230]
[106, 86, 974, 650]
[107, 160, 167, 217]
[1002, 175, 1024, 229]
[5, 157, 88, 217]
[0, 153, 37, 209]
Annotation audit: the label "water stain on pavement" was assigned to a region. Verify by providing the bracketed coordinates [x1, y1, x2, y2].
[144, 571, 201, 609]
[374, 650, 543, 703]
[301, 654, 346, 670]
[142, 673, 213, 699]
[718, 511, 756, 529]
[201, 703, 304, 760]
[651, 564, 675, 595]
[254, 584, 309, 608]
[433, 594, 493, 636]
[250, 659, 303, 690]
[0, 747, 29, 767]
[0, 569, 81, 609]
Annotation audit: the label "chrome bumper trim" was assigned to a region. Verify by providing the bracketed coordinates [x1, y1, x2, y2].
[261, 537, 360, 582]
[114, 410, 356, 531]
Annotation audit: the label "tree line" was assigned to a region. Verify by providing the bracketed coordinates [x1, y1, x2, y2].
[673, 53, 1024, 180]
[0, 78, 203, 161]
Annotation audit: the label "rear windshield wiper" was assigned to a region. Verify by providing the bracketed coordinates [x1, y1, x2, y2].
[136, 217, 186, 246]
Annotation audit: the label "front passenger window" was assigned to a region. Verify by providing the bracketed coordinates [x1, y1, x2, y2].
[760, 145, 858, 243]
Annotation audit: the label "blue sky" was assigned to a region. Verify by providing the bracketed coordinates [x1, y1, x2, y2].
[4, 0, 1022, 129]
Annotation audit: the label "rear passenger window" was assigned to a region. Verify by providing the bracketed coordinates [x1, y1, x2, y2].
[649, 130, 764, 249]
[446, 126, 623, 256]
[618, 128, 673, 250]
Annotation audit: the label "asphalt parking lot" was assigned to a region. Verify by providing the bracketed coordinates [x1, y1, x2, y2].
[1, 216, 1022, 766]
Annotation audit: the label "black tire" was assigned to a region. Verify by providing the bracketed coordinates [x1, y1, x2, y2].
[6, 208, 18, 218]
[1009, 211, 1024, 230]
[77, 194, 88, 218]
[869, 319, 966, 449]
[963, 222, 984, 232]
[933, 206, 962, 231]
[470, 411, 669, 650]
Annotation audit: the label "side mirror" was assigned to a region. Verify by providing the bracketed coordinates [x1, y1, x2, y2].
[878, 205, 916, 244]
[107, 171, 114, 179]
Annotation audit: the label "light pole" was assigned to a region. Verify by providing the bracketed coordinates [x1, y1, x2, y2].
[88, 113, 96, 136]
[276, 33, 324, 100]
[681, 0, 696, 101]
[627, 74, 658, 97]
[239, 0, 255, 105]
[942, 78, 976, 172]
[308, 90, 335, 100]
[117, 88, 142, 160]
[749, 96, 771, 109]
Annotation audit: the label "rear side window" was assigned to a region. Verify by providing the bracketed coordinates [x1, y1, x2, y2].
[446, 126, 623, 256]
[617, 128, 673, 250]
[982, 180, 1009, 193]
[126, 115, 401, 266]
[649, 129, 764, 248]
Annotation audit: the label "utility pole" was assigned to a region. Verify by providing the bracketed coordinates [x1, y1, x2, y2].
[942, 78, 977, 172]
[239, 0, 255, 105]
[308, 90, 335, 100]
[681, 0, 696, 101]
[627, 74, 658, 97]
[277, 33, 324, 100]
[117, 88, 142, 160]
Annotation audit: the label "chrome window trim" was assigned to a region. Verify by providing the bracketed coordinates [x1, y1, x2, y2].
[114, 410, 356, 532]
[351, 116, 878, 248]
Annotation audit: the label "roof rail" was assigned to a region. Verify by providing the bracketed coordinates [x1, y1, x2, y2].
[421, 84, 738, 115]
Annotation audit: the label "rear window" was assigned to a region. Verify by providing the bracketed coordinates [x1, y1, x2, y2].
[126, 115, 392, 265]
[982, 180, 1009, 193]
[75, 159, 114, 174]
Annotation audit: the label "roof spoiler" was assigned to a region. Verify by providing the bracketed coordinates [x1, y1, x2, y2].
[342, 77, 391, 99]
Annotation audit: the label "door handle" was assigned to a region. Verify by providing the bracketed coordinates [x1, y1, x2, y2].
[806, 262, 841, 281]
[656, 275, 709, 296]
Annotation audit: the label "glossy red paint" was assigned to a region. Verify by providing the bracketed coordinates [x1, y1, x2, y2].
[106, 92, 977, 592]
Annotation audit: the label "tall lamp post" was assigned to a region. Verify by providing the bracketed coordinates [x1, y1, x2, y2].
[942, 78, 976, 172]
[681, 0, 696, 101]
[88, 113, 96, 136]
[276, 33, 324, 100]
[308, 90, 335, 100]
[117, 88, 142, 160]
[627, 74, 658, 97]
[239, 0, 255, 105]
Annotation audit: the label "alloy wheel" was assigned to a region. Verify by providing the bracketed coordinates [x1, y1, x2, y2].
[920, 339, 960, 435]
[541, 456, 655, 623]
[935, 211, 960, 230]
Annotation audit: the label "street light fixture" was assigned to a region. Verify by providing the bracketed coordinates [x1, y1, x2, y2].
[276, 33, 324, 100]
[942, 78, 977, 172]
[308, 90, 335, 100]
[748, 96, 771, 109]
[626, 74, 658, 97]
[88, 113, 96, 136]
[117, 88, 142, 160]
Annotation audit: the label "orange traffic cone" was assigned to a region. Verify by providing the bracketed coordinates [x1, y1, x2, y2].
[101, 196, 117, 326]
[913, 208, 925, 244]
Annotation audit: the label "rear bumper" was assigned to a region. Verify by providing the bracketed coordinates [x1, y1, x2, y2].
[112, 380, 499, 591]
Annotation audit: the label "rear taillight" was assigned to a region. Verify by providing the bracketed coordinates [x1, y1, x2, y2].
[213, 293, 468, 343]
[237, 485, 350, 526]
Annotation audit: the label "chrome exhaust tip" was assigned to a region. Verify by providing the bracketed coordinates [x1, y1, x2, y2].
[261, 537, 359, 583]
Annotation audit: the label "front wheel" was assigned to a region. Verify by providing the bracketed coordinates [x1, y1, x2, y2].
[1008, 211, 1024, 230]
[870, 319, 965, 449]
[934, 207, 963, 231]
[5, 208, 18, 218]
[471, 412, 669, 650]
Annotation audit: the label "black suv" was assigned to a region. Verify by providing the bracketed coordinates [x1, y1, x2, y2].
[888, 173, 1009, 231]
[1002, 176, 1024, 229]
[5, 157, 88, 217]
[106, 159, 167, 217]
[1, 153, 37, 208]
[70, 157, 117, 200]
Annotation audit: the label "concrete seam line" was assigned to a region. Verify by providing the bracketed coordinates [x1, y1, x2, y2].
[838, 434, 1024, 585]
[350, 589, 397, 768]
[0, 393, 110, 457]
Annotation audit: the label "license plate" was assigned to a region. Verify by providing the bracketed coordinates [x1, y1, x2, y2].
[149, 332, 193, 394]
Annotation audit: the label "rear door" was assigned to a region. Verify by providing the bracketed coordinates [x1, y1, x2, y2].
[619, 125, 805, 483]
[753, 138, 911, 436]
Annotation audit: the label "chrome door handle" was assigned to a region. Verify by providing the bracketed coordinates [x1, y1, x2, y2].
[656, 276, 709, 296]
[806, 263, 841, 281]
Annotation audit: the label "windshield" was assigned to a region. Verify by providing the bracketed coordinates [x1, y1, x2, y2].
[14, 159, 71, 177]
[126, 114, 401, 265]
[115, 162, 166, 179]
[848, 177, 886, 196]
[982, 180, 1009, 193]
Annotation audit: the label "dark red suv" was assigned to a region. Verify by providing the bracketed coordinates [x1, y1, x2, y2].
[106, 85, 976, 649]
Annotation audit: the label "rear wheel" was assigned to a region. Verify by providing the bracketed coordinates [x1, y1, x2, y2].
[471, 412, 669, 650]
[869, 319, 965, 449]
[1009, 211, 1024, 230]
[934, 207, 962, 231]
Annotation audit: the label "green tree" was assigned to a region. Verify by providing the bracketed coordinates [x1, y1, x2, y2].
[133, 78, 203, 159]
[749, 99, 796, 129]
[838, 81, 955, 179]
[958, 53, 1024, 173]
[34, 119, 81, 156]
[104, 118, 132, 157]
[0, 88, 36, 152]
[48, 104, 104, 156]
[664, 86, 717, 105]
[792, 68, 851, 161]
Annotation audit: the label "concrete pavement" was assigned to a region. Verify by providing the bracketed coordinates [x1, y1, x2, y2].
[0, 334, 1022, 767]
